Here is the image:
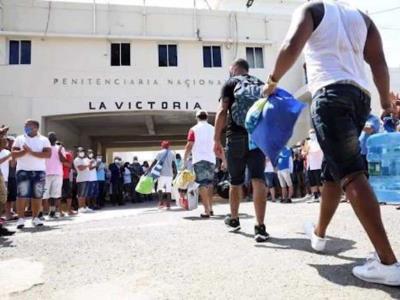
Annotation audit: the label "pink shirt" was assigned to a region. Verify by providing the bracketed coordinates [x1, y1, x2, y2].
[45, 145, 65, 176]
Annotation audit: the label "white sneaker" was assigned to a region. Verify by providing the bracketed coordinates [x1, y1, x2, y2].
[304, 222, 327, 252]
[32, 217, 43, 227]
[78, 207, 86, 214]
[16, 218, 25, 229]
[352, 253, 400, 286]
[306, 197, 320, 204]
[84, 207, 94, 213]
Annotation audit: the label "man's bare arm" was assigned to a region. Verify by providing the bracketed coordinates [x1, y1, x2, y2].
[363, 19, 391, 112]
[183, 141, 194, 163]
[213, 99, 229, 158]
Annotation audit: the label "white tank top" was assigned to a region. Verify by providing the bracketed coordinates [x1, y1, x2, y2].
[304, 0, 369, 96]
[191, 121, 216, 165]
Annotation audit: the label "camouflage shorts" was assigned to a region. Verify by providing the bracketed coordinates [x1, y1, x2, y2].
[193, 161, 215, 187]
[0, 174, 7, 204]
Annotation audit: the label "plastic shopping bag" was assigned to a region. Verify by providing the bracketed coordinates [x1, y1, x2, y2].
[250, 88, 306, 166]
[173, 170, 196, 190]
[135, 175, 154, 195]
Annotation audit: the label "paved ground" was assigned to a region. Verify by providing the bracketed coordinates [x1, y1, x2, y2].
[1, 199, 400, 300]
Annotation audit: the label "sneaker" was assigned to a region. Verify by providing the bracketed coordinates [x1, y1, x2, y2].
[78, 207, 86, 214]
[32, 217, 43, 227]
[200, 213, 210, 218]
[304, 222, 327, 252]
[224, 216, 241, 232]
[49, 211, 56, 218]
[0, 226, 16, 236]
[254, 224, 270, 242]
[306, 197, 320, 204]
[16, 218, 25, 229]
[84, 207, 94, 213]
[352, 253, 400, 286]
[38, 212, 45, 221]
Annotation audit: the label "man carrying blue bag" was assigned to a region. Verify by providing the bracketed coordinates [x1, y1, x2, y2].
[263, 0, 400, 285]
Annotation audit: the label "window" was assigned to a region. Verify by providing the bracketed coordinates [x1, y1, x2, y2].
[203, 46, 222, 68]
[158, 44, 177, 67]
[9, 40, 31, 65]
[111, 43, 130, 66]
[246, 47, 264, 69]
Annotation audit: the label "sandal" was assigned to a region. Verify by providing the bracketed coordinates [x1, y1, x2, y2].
[200, 214, 210, 218]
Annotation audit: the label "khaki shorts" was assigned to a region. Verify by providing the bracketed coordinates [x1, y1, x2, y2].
[0, 174, 7, 204]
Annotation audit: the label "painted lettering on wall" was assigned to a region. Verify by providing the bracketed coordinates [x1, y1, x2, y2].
[88, 101, 202, 111]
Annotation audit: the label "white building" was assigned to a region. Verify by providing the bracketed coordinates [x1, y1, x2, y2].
[0, 0, 395, 159]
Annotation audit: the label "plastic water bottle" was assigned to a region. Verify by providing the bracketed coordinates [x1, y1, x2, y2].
[367, 132, 400, 203]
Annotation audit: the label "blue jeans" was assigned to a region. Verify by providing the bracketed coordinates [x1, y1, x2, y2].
[311, 84, 370, 182]
[16, 170, 46, 199]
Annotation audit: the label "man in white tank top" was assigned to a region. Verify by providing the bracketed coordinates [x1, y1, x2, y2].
[262, 0, 400, 285]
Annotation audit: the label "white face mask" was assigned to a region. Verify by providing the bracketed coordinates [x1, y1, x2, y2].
[78, 152, 85, 158]
[309, 133, 317, 141]
[97, 158, 102, 163]
[114, 159, 120, 164]
[88, 153, 94, 159]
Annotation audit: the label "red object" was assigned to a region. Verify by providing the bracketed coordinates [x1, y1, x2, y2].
[63, 152, 73, 179]
[179, 197, 189, 210]
[187, 129, 195, 142]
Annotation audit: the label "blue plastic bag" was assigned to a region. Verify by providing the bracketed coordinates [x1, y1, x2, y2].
[250, 88, 306, 166]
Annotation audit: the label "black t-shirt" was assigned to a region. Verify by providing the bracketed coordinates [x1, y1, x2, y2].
[220, 75, 252, 138]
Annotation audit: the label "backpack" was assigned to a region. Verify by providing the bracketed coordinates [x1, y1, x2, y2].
[231, 75, 264, 127]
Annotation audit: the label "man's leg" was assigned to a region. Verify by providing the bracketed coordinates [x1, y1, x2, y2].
[31, 198, 42, 219]
[199, 186, 211, 215]
[314, 181, 342, 237]
[42, 199, 49, 214]
[270, 187, 276, 201]
[252, 179, 266, 225]
[281, 187, 288, 200]
[229, 185, 242, 219]
[16, 198, 26, 218]
[345, 173, 397, 265]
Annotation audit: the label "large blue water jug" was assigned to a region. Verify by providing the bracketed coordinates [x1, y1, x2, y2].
[367, 132, 400, 203]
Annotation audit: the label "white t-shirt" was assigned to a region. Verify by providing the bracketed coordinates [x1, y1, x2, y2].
[264, 159, 274, 173]
[13, 134, 51, 172]
[307, 140, 324, 171]
[88, 158, 98, 182]
[187, 121, 216, 165]
[0, 149, 11, 180]
[74, 157, 91, 183]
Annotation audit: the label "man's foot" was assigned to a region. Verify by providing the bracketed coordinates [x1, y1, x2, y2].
[254, 224, 269, 242]
[16, 218, 25, 229]
[200, 213, 210, 218]
[306, 197, 320, 204]
[85, 207, 94, 213]
[210, 211, 214, 216]
[396, 206, 400, 210]
[304, 222, 327, 252]
[32, 217, 44, 227]
[78, 207, 85, 214]
[224, 216, 241, 232]
[0, 226, 16, 236]
[352, 253, 400, 286]
[49, 211, 57, 218]
[38, 212, 45, 221]
[68, 210, 77, 215]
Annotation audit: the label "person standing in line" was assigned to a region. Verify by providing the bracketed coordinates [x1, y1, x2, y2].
[213, 58, 269, 242]
[61, 148, 76, 215]
[0, 135, 12, 219]
[5, 136, 17, 220]
[12, 120, 51, 228]
[183, 110, 216, 218]
[293, 151, 306, 198]
[264, 156, 279, 203]
[302, 129, 324, 203]
[109, 157, 124, 206]
[277, 146, 294, 203]
[43, 132, 67, 218]
[150, 141, 176, 209]
[130, 156, 143, 203]
[86, 149, 99, 209]
[262, 0, 400, 284]
[122, 162, 132, 202]
[73, 147, 94, 213]
[96, 154, 106, 208]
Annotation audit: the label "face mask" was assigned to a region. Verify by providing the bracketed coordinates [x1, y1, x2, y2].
[24, 127, 33, 136]
[97, 158, 102, 163]
[88, 153, 94, 159]
[114, 159, 120, 164]
[78, 152, 85, 158]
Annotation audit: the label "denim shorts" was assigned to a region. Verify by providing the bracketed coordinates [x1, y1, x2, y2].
[311, 84, 370, 182]
[226, 135, 265, 185]
[193, 160, 215, 187]
[16, 170, 46, 199]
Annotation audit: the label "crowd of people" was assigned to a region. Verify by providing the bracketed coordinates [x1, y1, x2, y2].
[1, 0, 400, 287]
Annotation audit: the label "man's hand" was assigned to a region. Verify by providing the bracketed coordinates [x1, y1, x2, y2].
[0, 126, 9, 138]
[22, 144, 32, 153]
[221, 159, 227, 171]
[214, 141, 224, 159]
[262, 84, 276, 98]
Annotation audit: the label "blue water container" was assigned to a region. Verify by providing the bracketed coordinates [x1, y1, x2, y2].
[367, 132, 400, 204]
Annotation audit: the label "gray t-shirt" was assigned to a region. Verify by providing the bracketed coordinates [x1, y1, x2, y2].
[155, 149, 175, 177]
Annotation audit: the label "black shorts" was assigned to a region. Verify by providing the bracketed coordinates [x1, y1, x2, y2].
[7, 177, 17, 202]
[311, 84, 370, 182]
[265, 172, 279, 188]
[226, 135, 265, 185]
[62, 178, 72, 199]
[308, 169, 322, 187]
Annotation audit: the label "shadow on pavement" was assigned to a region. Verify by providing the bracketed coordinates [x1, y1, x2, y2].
[18, 225, 61, 234]
[183, 213, 254, 222]
[0, 237, 15, 248]
[309, 261, 400, 298]
[255, 234, 357, 260]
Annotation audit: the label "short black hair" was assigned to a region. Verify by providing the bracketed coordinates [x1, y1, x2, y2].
[197, 113, 208, 121]
[232, 58, 249, 72]
[26, 119, 39, 128]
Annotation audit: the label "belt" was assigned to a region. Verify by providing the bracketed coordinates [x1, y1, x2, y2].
[320, 80, 371, 97]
